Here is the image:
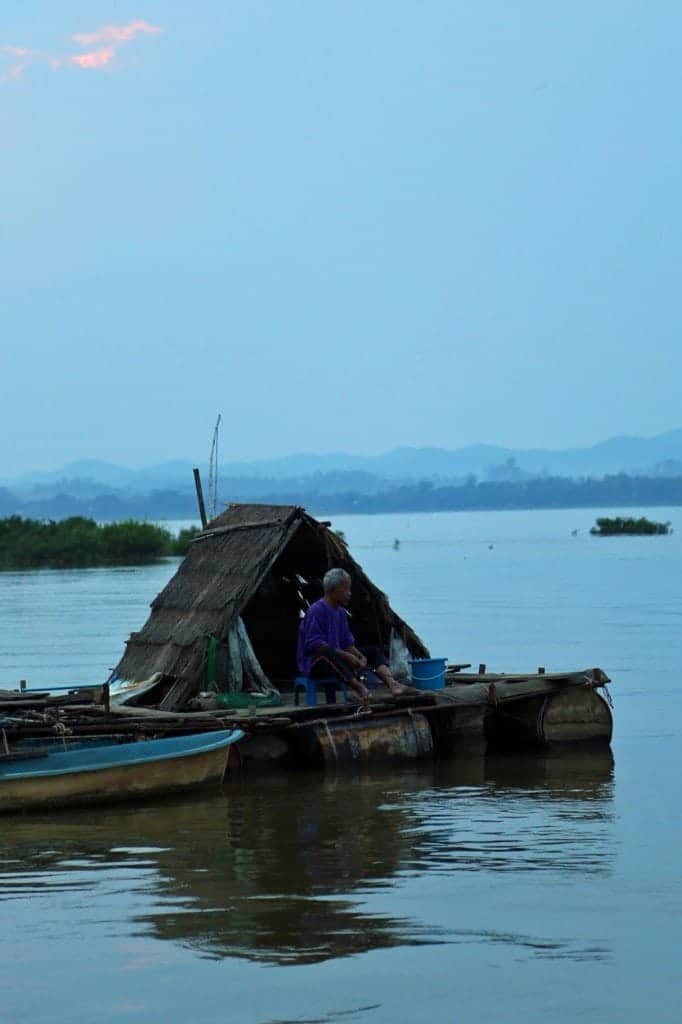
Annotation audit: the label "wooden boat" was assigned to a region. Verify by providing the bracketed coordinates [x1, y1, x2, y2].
[0, 729, 244, 814]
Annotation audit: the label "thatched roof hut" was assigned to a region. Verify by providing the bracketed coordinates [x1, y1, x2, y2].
[113, 504, 428, 707]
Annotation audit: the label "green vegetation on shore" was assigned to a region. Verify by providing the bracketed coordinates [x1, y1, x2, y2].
[0, 517, 200, 570]
[590, 516, 671, 536]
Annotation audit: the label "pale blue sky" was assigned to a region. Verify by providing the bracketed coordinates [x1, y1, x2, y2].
[2, 2, 681, 473]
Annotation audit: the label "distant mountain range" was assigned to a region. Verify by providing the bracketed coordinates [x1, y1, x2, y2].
[5, 429, 682, 499]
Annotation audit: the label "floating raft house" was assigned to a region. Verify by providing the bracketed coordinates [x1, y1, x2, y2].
[112, 504, 428, 710]
[104, 502, 613, 766]
[1, 505, 613, 784]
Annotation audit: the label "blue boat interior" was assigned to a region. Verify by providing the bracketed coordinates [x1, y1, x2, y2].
[0, 729, 243, 779]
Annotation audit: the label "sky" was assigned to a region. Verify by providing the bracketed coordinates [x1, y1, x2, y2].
[2, 2, 682, 473]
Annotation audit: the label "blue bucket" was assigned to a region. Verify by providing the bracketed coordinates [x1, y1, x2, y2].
[409, 657, 447, 690]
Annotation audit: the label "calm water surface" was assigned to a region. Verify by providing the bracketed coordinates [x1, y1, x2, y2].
[1, 508, 681, 1023]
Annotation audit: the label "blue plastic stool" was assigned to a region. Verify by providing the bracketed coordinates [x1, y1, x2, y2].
[294, 675, 349, 706]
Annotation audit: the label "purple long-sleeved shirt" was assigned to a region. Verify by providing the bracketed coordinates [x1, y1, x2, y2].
[297, 598, 355, 674]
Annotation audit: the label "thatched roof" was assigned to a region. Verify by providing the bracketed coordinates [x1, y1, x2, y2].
[114, 503, 428, 692]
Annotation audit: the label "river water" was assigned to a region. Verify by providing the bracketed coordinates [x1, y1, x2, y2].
[1, 508, 680, 1023]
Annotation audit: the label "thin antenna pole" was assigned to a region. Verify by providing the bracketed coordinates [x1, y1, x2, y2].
[207, 414, 221, 521]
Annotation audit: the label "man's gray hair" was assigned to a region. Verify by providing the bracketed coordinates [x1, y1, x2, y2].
[323, 568, 351, 594]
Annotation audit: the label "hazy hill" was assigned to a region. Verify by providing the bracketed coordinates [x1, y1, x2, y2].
[4, 429, 682, 497]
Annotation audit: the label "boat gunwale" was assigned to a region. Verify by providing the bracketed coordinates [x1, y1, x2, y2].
[0, 729, 244, 781]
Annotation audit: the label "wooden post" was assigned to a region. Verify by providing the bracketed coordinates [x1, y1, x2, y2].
[193, 468, 208, 529]
[478, 663, 486, 675]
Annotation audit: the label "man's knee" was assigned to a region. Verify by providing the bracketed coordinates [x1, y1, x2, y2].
[310, 648, 353, 682]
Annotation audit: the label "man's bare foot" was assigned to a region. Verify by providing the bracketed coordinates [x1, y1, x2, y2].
[377, 667, 413, 696]
[388, 682, 410, 696]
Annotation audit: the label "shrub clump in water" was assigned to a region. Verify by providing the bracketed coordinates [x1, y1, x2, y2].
[0, 516, 199, 569]
[590, 516, 671, 536]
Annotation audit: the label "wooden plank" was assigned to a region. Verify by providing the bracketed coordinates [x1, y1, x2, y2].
[446, 668, 610, 686]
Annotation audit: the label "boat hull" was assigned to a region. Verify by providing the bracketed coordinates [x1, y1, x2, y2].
[0, 730, 243, 814]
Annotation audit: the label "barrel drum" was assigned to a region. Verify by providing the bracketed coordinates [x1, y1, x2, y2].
[312, 710, 434, 766]
[540, 688, 613, 745]
[486, 687, 613, 749]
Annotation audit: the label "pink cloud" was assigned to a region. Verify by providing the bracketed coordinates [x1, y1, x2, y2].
[71, 47, 116, 70]
[72, 20, 161, 47]
[1, 19, 161, 81]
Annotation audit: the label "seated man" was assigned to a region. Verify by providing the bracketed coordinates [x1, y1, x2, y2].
[297, 567, 410, 701]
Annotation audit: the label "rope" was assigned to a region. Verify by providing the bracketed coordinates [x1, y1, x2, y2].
[354, 700, 372, 717]
[52, 720, 72, 751]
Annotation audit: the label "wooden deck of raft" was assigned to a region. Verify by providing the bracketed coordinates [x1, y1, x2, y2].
[1, 667, 613, 772]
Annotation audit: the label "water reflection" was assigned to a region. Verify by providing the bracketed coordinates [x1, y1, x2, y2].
[141, 771, 434, 964]
[403, 748, 616, 876]
[0, 749, 615, 966]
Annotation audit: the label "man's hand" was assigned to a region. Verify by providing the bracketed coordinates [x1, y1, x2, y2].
[341, 648, 367, 671]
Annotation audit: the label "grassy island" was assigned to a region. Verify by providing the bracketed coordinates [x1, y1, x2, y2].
[590, 516, 671, 537]
[0, 516, 200, 570]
